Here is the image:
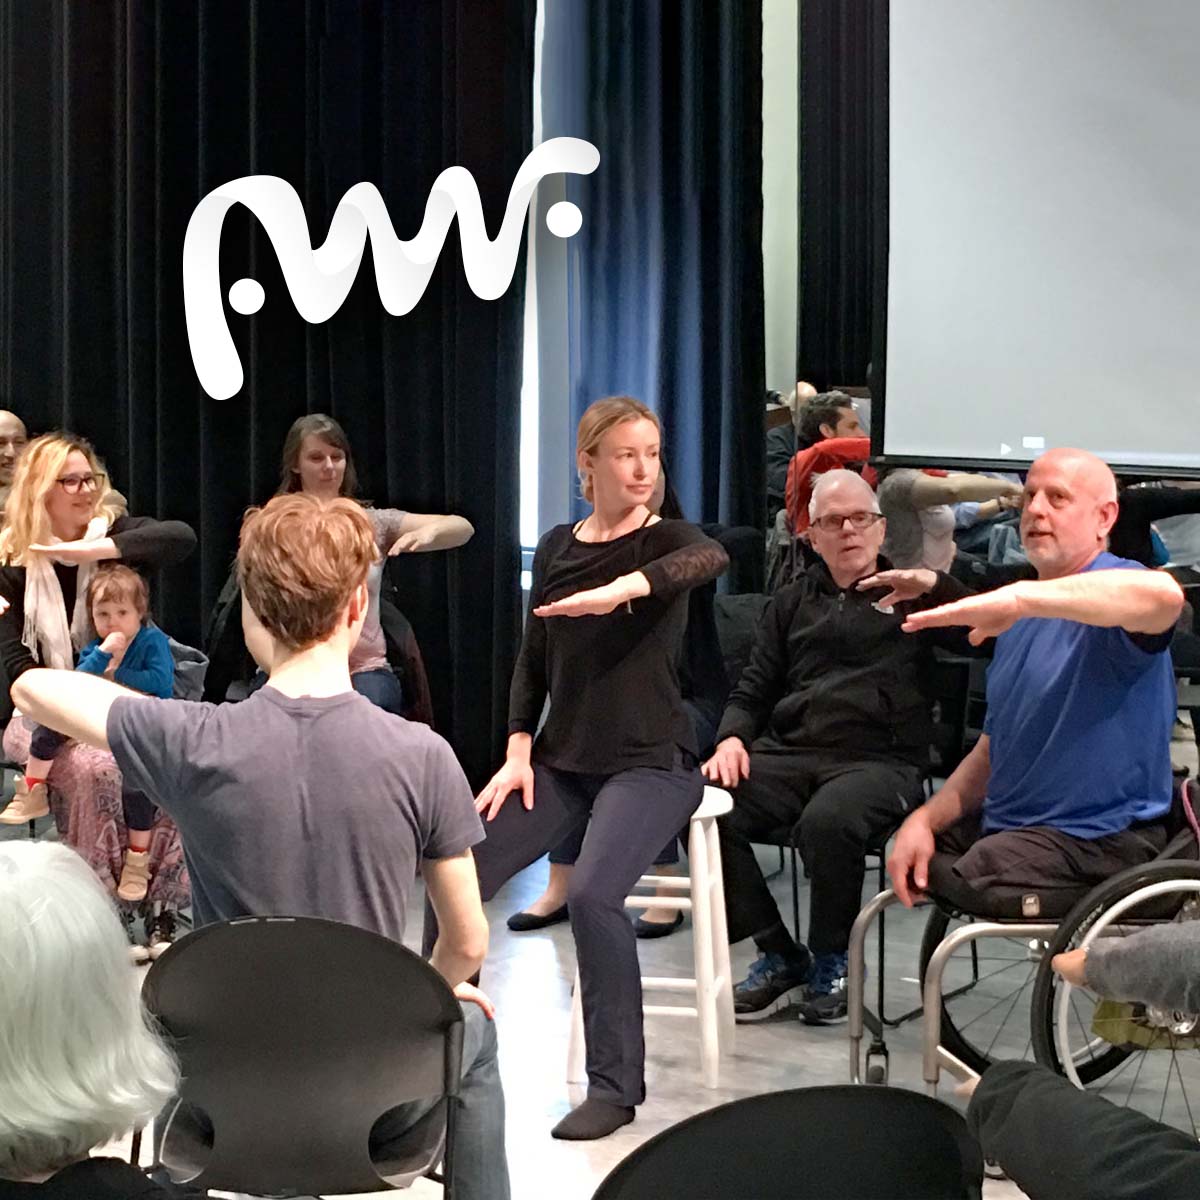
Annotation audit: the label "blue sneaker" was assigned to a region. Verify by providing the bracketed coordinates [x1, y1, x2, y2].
[796, 952, 849, 1025]
[733, 948, 812, 1019]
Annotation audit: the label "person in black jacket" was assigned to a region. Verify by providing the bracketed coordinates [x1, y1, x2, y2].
[705, 469, 973, 1023]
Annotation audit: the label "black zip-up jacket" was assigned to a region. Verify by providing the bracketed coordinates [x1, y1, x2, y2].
[715, 557, 974, 767]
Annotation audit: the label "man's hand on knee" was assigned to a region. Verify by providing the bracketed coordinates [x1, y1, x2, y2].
[702, 737, 750, 788]
[887, 808, 936, 907]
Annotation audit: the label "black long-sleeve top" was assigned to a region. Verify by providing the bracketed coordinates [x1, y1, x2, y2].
[0, 515, 196, 681]
[1110, 486, 1200, 566]
[715, 557, 974, 767]
[509, 519, 730, 774]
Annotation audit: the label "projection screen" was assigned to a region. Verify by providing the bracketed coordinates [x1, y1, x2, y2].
[882, 0, 1200, 472]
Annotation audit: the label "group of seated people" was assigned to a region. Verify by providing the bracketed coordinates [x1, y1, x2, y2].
[3, 393, 1200, 1197]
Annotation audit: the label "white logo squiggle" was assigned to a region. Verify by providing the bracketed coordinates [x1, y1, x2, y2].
[183, 136, 600, 400]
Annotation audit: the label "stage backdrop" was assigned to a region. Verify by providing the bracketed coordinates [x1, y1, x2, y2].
[540, 0, 766, 561]
[0, 0, 534, 783]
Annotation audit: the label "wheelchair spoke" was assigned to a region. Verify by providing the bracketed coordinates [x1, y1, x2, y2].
[1120, 1045, 1147, 1108]
[1087, 1040, 1141, 1098]
[1168, 1041, 1197, 1136]
[1068, 991, 1101, 1066]
[984, 971, 1036, 1060]
[954, 967, 1034, 1036]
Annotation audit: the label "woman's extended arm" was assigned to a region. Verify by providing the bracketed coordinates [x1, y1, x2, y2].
[533, 523, 730, 618]
[909, 473, 1023, 509]
[387, 511, 475, 555]
[108, 515, 197, 567]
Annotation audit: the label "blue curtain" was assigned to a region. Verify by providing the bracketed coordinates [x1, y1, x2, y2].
[541, 1, 766, 549]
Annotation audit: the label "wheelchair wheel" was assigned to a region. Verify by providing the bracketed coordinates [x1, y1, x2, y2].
[919, 906, 1046, 1076]
[1030, 860, 1200, 1136]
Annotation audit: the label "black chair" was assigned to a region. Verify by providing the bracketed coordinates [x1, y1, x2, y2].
[139, 915, 465, 1197]
[591, 1085, 983, 1200]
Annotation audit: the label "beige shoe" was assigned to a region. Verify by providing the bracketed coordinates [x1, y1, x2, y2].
[117, 850, 151, 902]
[0, 778, 49, 824]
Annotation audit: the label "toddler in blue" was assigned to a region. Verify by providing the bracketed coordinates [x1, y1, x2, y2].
[19, 564, 174, 905]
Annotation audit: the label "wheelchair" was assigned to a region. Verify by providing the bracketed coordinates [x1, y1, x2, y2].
[848, 779, 1200, 1138]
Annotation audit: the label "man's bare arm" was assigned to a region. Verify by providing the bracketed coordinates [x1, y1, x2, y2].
[1015, 569, 1183, 635]
[924, 735, 991, 832]
[423, 848, 490, 986]
[888, 736, 991, 906]
[904, 569, 1183, 642]
[10, 669, 144, 752]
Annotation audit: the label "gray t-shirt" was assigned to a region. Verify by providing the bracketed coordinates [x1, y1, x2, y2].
[107, 687, 483, 939]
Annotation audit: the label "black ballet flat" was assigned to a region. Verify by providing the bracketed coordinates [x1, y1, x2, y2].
[506, 904, 569, 932]
[633, 910, 684, 939]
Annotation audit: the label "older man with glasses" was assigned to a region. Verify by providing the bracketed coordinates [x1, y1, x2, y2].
[706, 469, 975, 1023]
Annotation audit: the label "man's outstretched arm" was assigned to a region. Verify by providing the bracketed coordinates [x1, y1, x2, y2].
[903, 569, 1183, 644]
[10, 669, 146, 752]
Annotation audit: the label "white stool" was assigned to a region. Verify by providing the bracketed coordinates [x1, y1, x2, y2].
[567, 785, 736, 1089]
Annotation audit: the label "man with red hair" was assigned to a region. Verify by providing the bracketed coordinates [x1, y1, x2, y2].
[13, 492, 509, 1200]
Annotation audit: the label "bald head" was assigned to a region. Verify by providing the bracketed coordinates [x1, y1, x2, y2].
[809, 469, 880, 522]
[0, 410, 27, 487]
[1035, 447, 1118, 504]
[1021, 447, 1120, 579]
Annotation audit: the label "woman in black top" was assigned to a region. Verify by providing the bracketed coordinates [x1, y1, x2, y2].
[507, 464, 756, 937]
[0, 434, 195, 950]
[472, 397, 729, 1140]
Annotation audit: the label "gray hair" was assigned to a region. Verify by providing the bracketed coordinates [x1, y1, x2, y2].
[809, 469, 880, 522]
[0, 843, 179, 1180]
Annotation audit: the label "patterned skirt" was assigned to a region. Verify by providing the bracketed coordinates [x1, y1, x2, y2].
[4, 717, 190, 911]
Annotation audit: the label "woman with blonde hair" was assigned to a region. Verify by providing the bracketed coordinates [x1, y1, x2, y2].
[0, 433, 195, 956]
[446, 396, 729, 1140]
[0, 841, 194, 1196]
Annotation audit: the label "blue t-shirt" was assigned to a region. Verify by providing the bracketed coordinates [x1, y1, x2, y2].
[982, 552, 1175, 838]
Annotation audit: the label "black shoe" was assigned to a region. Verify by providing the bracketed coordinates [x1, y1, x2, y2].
[551, 1098, 635, 1141]
[146, 909, 177, 961]
[796, 952, 849, 1025]
[733, 948, 812, 1019]
[633, 910, 684, 939]
[506, 904, 569, 932]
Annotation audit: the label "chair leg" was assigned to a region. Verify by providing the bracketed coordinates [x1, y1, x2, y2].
[705, 817, 736, 1052]
[789, 846, 801, 942]
[129, 1128, 142, 1168]
[566, 967, 586, 1084]
[876, 858, 887, 1025]
[689, 817, 721, 1089]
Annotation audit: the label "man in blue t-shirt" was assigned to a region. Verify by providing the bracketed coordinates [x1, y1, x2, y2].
[882, 447, 1183, 918]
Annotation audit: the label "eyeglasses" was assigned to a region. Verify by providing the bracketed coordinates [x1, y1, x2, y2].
[55, 472, 103, 495]
[811, 511, 883, 533]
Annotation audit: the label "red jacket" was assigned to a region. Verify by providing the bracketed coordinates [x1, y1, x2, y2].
[784, 437, 876, 533]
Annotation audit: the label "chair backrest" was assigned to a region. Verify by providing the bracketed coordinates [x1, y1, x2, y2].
[591, 1086, 983, 1200]
[142, 915, 464, 1196]
[712, 592, 770, 690]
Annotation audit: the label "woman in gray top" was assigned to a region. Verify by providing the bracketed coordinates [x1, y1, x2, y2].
[277, 414, 473, 713]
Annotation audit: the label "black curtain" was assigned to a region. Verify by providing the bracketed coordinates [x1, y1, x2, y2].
[797, 0, 887, 392]
[0, 1, 534, 784]
[541, 0, 765, 555]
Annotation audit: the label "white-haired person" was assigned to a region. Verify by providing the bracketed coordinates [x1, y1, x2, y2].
[433, 396, 730, 1141]
[707, 469, 975, 1023]
[0, 841, 195, 1197]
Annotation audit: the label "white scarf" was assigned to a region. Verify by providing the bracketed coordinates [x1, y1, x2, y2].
[22, 516, 112, 669]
